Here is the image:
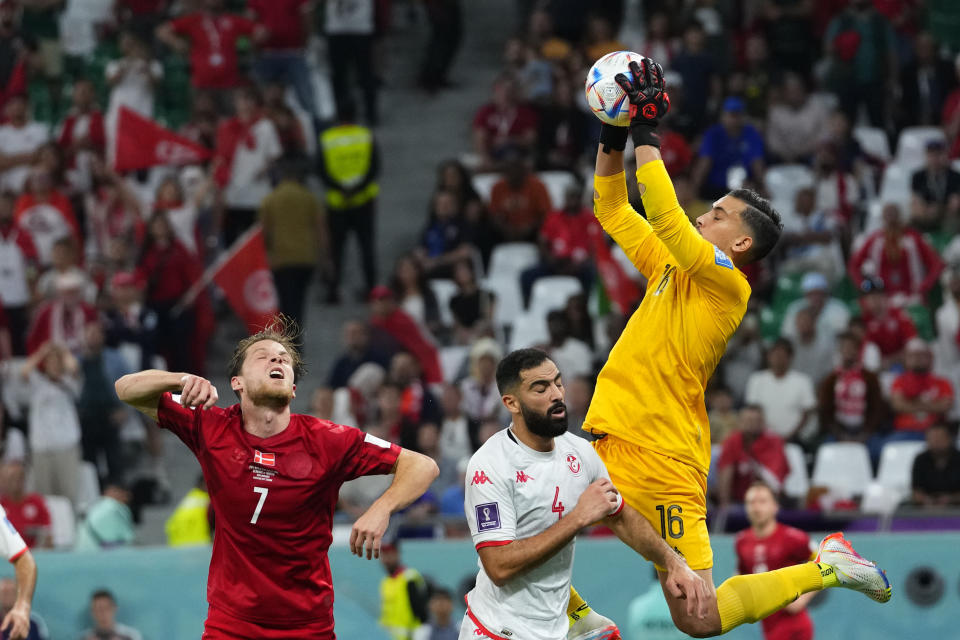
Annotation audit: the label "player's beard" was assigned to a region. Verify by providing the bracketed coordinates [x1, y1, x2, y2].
[520, 400, 568, 438]
[246, 379, 295, 408]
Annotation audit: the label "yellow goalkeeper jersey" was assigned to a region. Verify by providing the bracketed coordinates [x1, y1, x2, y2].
[584, 160, 751, 475]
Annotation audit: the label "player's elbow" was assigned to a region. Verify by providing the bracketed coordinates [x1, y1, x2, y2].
[483, 563, 513, 588]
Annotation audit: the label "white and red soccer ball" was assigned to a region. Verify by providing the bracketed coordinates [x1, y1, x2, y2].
[584, 50, 644, 126]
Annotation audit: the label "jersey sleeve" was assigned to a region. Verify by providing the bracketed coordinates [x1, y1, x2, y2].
[593, 171, 670, 281]
[464, 453, 516, 549]
[0, 507, 27, 562]
[336, 427, 401, 482]
[156, 392, 204, 453]
[635, 159, 749, 308]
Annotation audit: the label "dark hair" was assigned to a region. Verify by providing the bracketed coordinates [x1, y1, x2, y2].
[495, 348, 551, 395]
[769, 337, 794, 357]
[91, 589, 115, 604]
[746, 480, 778, 500]
[227, 315, 305, 395]
[431, 586, 453, 600]
[837, 330, 858, 344]
[729, 188, 782, 263]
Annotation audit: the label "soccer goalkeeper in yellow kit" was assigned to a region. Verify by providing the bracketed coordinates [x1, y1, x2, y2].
[566, 58, 891, 640]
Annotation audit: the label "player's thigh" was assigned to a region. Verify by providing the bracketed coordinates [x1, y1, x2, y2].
[595, 439, 713, 570]
[658, 566, 721, 638]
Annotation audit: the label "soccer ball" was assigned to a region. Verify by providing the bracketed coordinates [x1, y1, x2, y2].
[584, 51, 643, 126]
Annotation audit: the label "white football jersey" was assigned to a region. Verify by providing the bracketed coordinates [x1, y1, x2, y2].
[462, 429, 622, 640]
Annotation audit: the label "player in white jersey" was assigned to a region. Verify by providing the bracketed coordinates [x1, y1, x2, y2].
[0, 504, 37, 640]
[461, 349, 709, 640]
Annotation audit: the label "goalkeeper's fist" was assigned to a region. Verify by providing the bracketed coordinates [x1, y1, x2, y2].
[614, 57, 671, 148]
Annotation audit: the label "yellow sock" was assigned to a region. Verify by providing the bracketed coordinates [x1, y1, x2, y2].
[717, 562, 827, 633]
[567, 586, 591, 627]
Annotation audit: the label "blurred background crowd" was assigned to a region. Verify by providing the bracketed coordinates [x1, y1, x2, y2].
[0, 0, 956, 586]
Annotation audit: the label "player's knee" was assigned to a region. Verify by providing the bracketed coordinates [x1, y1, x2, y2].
[670, 611, 721, 638]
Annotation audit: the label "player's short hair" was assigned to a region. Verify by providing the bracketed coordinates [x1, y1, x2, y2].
[91, 589, 116, 604]
[431, 586, 453, 600]
[495, 348, 551, 395]
[729, 188, 782, 264]
[746, 480, 778, 501]
[228, 315, 305, 383]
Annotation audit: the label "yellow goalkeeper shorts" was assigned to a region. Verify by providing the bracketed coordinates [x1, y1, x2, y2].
[594, 435, 713, 570]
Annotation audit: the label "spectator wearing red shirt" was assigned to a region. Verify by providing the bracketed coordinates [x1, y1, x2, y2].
[520, 182, 598, 304]
[857, 277, 918, 368]
[472, 75, 538, 170]
[848, 203, 944, 304]
[26, 271, 98, 356]
[716, 405, 789, 505]
[369, 286, 442, 385]
[13, 167, 81, 268]
[136, 211, 203, 373]
[0, 461, 51, 549]
[56, 79, 106, 185]
[248, 0, 319, 126]
[0, 191, 38, 355]
[818, 331, 886, 463]
[156, 0, 264, 92]
[889, 338, 954, 440]
[488, 154, 551, 243]
[735, 483, 816, 640]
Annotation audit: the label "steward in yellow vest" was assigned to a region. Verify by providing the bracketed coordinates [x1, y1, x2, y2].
[379, 541, 428, 640]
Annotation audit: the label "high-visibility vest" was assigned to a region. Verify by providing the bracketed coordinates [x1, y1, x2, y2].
[379, 568, 424, 640]
[320, 124, 379, 209]
[164, 488, 211, 547]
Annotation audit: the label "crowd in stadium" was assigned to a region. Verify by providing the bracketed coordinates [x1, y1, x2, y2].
[0, 0, 956, 569]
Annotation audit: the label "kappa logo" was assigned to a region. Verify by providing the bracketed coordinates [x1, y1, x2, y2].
[254, 450, 276, 467]
[471, 470, 492, 485]
[515, 470, 533, 484]
[566, 453, 581, 475]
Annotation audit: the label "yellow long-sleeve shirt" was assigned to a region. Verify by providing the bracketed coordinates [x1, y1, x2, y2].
[584, 160, 751, 475]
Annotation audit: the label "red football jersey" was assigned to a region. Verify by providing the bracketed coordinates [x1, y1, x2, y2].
[0, 494, 50, 548]
[735, 523, 814, 640]
[169, 13, 257, 88]
[157, 393, 400, 632]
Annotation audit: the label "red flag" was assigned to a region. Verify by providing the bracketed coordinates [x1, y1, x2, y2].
[210, 226, 279, 334]
[589, 224, 640, 315]
[254, 450, 275, 466]
[113, 106, 211, 171]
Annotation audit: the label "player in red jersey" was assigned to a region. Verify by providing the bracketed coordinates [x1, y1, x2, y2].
[115, 318, 439, 639]
[734, 482, 816, 640]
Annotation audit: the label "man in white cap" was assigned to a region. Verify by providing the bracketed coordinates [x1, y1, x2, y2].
[780, 272, 850, 342]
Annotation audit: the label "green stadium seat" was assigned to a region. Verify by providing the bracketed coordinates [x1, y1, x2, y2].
[905, 304, 934, 341]
[760, 305, 784, 342]
[771, 272, 806, 314]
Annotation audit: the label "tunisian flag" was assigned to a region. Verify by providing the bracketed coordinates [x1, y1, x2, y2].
[589, 224, 640, 315]
[177, 226, 278, 334]
[113, 106, 211, 171]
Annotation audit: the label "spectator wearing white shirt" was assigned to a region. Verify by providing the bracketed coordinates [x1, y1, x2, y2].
[812, 143, 860, 225]
[104, 32, 163, 161]
[935, 268, 960, 419]
[745, 338, 817, 442]
[0, 96, 49, 194]
[780, 272, 851, 343]
[460, 338, 503, 423]
[778, 188, 845, 282]
[766, 73, 830, 164]
[438, 384, 476, 464]
[789, 307, 836, 387]
[544, 310, 593, 380]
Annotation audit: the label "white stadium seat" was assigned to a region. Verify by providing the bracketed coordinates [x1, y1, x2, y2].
[783, 443, 809, 501]
[811, 442, 873, 498]
[471, 173, 500, 204]
[428, 278, 457, 327]
[45, 495, 75, 549]
[488, 243, 539, 281]
[895, 126, 946, 170]
[439, 345, 469, 383]
[528, 275, 583, 316]
[853, 126, 891, 162]
[76, 462, 101, 516]
[764, 164, 815, 204]
[878, 163, 913, 211]
[875, 441, 926, 495]
[483, 274, 524, 330]
[537, 171, 578, 209]
[509, 311, 549, 351]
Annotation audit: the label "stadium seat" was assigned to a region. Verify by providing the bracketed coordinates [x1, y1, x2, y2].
[45, 495, 76, 550]
[878, 163, 913, 211]
[875, 440, 926, 495]
[783, 443, 809, 502]
[483, 273, 524, 330]
[811, 442, 873, 499]
[537, 171, 578, 209]
[76, 462, 101, 516]
[853, 126, 892, 162]
[860, 481, 901, 515]
[428, 279, 458, 327]
[471, 173, 500, 205]
[905, 304, 935, 341]
[508, 311, 549, 351]
[488, 243, 539, 281]
[771, 272, 806, 315]
[895, 126, 946, 170]
[439, 345, 469, 383]
[763, 164, 814, 208]
[528, 276, 583, 316]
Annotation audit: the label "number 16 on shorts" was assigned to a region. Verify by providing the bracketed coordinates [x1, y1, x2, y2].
[656, 504, 683, 539]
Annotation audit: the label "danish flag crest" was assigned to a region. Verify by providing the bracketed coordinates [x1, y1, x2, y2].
[254, 450, 275, 467]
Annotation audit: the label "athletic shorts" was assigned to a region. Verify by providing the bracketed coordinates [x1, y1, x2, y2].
[594, 435, 713, 570]
[202, 605, 334, 639]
